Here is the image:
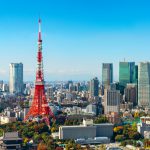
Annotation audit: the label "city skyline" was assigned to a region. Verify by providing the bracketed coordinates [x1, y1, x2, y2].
[1, 0, 150, 81]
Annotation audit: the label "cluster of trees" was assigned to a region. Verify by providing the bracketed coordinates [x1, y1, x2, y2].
[113, 123, 142, 143]
[131, 111, 150, 119]
[64, 119, 81, 126]
[94, 115, 108, 124]
[144, 139, 150, 149]
[63, 115, 108, 126]
[121, 139, 150, 148]
[65, 139, 101, 150]
[0, 121, 62, 149]
[0, 121, 50, 141]
[65, 140, 81, 150]
[121, 140, 141, 147]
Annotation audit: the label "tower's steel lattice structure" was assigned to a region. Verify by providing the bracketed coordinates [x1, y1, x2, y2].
[25, 19, 53, 120]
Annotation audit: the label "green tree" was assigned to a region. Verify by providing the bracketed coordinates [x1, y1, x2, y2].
[121, 141, 127, 147]
[132, 123, 137, 132]
[129, 132, 141, 140]
[98, 144, 106, 150]
[94, 115, 108, 124]
[33, 133, 41, 143]
[115, 135, 124, 142]
[0, 129, 3, 137]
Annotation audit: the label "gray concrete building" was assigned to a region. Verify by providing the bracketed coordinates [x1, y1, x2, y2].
[104, 89, 120, 114]
[59, 119, 113, 140]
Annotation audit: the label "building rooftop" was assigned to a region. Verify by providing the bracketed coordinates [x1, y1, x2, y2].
[2, 132, 22, 141]
[141, 116, 150, 119]
[60, 123, 113, 128]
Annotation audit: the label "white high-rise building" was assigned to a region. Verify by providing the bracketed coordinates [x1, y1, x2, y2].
[9, 63, 23, 94]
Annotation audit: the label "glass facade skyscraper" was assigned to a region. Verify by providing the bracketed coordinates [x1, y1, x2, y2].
[119, 62, 135, 87]
[138, 62, 150, 108]
[89, 77, 99, 98]
[102, 63, 113, 88]
[9, 63, 23, 94]
[133, 65, 138, 84]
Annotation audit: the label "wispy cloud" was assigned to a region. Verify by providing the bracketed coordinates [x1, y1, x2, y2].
[0, 69, 7, 75]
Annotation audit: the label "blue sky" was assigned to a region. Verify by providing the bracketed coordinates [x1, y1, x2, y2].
[0, 0, 150, 81]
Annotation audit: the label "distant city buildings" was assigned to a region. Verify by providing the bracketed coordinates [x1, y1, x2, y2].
[9, 63, 23, 94]
[1, 58, 150, 127]
[138, 62, 150, 108]
[102, 63, 113, 89]
[46, 86, 54, 99]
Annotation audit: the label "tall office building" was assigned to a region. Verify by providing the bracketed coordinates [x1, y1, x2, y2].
[124, 83, 137, 106]
[9, 63, 23, 94]
[138, 62, 150, 108]
[89, 77, 99, 98]
[104, 89, 120, 114]
[102, 63, 113, 88]
[133, 65, 138, 84]
[119, 62, 135, 87]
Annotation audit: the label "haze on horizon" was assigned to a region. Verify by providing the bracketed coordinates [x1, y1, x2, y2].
[0, 0, 150, 81]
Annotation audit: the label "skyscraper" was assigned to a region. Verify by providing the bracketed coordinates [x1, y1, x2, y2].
[9, 63, 23, 94]
[133, 65, 138, 84]
[89, 77, 99, 98]
[124, 83, 137, 106]
[119, 62, 135, 87]
[104, 89, 120, 114]
[102, 63, 113, 88]
[138, 62, 150, 108]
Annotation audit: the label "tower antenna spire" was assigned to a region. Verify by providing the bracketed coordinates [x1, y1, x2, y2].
[38, 18, 42, 42]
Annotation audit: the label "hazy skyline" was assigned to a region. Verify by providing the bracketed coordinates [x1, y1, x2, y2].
[0, 0, 150, 81]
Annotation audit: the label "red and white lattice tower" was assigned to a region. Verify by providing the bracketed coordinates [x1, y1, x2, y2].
[25, 19, 53, 120]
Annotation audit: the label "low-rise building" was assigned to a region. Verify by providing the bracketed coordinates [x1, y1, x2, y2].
[106, 112, 120, 124]
[59, 119, 113, 140]
[86, 104, 96, 115]
[120, 102, 133, 111]
[0, 116, 16, 124]
[137, 116, 150, 136]
[0, 132, 22, 149]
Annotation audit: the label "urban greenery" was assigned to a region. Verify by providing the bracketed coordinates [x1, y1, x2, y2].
[113, 123, 142, 143]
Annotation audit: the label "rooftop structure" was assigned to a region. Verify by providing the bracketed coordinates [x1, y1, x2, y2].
[0, 132, 22, 150]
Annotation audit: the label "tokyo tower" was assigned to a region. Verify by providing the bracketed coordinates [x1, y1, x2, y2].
[25, 19, 53, 120]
